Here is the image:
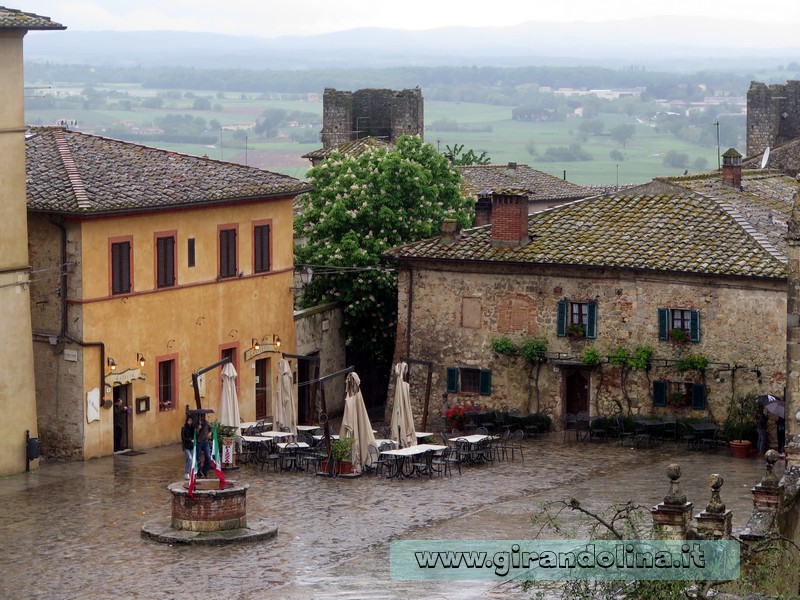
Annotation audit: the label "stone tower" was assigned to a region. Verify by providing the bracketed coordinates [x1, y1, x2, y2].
[320, 88, 424, 149]
[747, 80, 800, 158]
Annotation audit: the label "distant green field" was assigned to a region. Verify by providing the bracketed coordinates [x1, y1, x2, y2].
[26, 91, 725, 186]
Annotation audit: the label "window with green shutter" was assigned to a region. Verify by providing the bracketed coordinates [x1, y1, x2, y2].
[653, 380, 668, 407]
[691, 384, 706, 410]
[479, 369, 492, 396]
[446, 367, 459, 393]
[659, 307, 701, 343]
[586, 302, 597, 339]
[556, 299, 568, 336]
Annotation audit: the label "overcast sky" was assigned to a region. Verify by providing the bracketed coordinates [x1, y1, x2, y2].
[13, 0, 800, 38]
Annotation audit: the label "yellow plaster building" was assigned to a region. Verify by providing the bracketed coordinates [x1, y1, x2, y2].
[0, 8, 64, 475]
[26, 127, 310, 460]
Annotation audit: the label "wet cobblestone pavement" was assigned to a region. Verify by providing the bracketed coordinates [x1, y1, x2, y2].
[0, 433, 778, 599]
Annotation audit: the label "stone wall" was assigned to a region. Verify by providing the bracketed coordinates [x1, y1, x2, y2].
[393, 261, 786, 429]
[295, 302, 346, 418]
[321, 88, 424, 149]
[747, 80, 800, 158]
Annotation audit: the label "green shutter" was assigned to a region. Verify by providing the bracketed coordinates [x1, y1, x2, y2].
[556, 299, 568, 337]
[586, 302, 597, 339]
[446, 367, 459, 393]
[658, 308, 669, 340]
[689, 310, 701, 343]
[653, 380, 667, 407]
[691, 384, 706, 410]
[479, 369, 492, 396]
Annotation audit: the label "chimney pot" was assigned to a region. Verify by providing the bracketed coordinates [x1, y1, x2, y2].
[439, 219, 460, 244]
[489, 189, 529, 247]
[722, 147, 742, 188]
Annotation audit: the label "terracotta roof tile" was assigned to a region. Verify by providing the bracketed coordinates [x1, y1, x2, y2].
[26, 127, 310, 214]
[0, 7, 65, 30]
[301, 136, 393, 160]
[386, 186, 791, 280]
[457, 163, 590, 202]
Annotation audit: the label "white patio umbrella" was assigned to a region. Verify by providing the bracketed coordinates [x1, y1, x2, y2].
[339, 371, 376, 472]
[272, 359, 297, 435]
[219, 362, 241, 437]
[390, 362, 416, 448]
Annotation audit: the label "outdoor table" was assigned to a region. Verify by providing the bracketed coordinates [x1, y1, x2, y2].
[296, 425, 321, 432]
[414, 432, 435, 440]
[380, 444, 447, 478]
[257, 431, 293, 440]
[240, 421, 271, 431]
[451, 434, 498, 463]
[689, 422, 718, 451]
[276, 442, 310, 471]
[313, 434, 339, 441]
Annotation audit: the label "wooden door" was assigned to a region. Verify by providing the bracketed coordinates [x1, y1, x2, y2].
[565, 370, 589, 415]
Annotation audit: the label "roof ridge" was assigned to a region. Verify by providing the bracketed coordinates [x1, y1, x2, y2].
[705, 192, 787, 265]
[53, 129, 92, 210]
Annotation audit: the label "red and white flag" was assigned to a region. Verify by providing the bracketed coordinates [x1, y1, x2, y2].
[187, 429, 198, 499]
[210, 423, 227, 489]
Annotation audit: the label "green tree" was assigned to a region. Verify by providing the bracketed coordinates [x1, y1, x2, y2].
[444, 143, 491, 165]
[610, 123, 636, 147]
[295, 135, 474, 364]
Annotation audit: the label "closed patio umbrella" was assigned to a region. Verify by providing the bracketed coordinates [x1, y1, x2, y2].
[218, 362, 240, 437]
[390, 362, 416, 448]
[272, 359, 297, 435]
[339, 371, 376, 472]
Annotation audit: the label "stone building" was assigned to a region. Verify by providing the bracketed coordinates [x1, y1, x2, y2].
[456, 162, 591, 221]
[320, 88, 423, 149]
[745, 80, 800, 176]
[385, 163, 799, 429]
[26, 127, 310, 460]
[0, 7, 64, 475]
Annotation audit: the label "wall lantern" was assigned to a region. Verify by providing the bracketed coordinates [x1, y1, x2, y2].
[137, 353, 146, 368]
[107, 357, 117, 371]
[251, 338, 260, 351]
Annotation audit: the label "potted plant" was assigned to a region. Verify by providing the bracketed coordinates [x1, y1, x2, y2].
[723, 393, 759, 458]
[216, 423, 240, 468]
[566, 323, 586, 339]
[669, 328, 689, 343]
[322, 437, 355, 475]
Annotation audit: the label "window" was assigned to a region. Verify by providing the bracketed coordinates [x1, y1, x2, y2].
[653, 380, 705, 410]
[446, 367, 491, 395]
[158, 358, 177, 411]
[187, 238, 196, 268]
[658, 308, 700, 342]
[110, 239, 132, 295]
[219, 226, 237, 278]
[556, 299, 597, 338]
[156, 234, 175, 288]
[253, 224, 271, 274]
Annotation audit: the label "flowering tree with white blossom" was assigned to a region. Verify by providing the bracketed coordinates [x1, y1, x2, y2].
[294, 135, 473, 365]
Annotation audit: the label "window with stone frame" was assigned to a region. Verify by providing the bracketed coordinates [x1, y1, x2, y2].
[253, 223, 271, 274]
[658, 308, 700, 342]
[158, 358, 177, 411]
[653, 379, 705, 409]
[446, 367, 492, 396]
[156, 234, 175, 288]
[556, 299, 597, 338]
[110, 238, 132, 295]
[219, 226, 237, 279]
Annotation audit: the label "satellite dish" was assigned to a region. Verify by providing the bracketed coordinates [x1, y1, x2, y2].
[761, 146, 770, 169]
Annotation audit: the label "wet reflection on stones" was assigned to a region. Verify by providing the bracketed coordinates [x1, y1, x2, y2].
[0, 433, 778, 599]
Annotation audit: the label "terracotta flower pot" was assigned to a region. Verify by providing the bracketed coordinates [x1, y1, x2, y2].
[320, 460, 353, 475]
[729, 440, 752, 458]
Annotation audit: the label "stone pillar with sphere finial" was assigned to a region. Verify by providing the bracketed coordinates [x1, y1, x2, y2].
[651, 464, 694, 540]
[694, 474, 732, 539]
[740, 450, 784, 542]
[785, 192, 800, 470]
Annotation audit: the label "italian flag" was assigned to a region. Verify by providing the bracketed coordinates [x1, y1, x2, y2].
[187, 428, 198, 499]
[210, 423, 227, 489]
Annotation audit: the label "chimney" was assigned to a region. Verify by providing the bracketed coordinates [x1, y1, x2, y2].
[475, 195, 492, 227]
[490, 189, 529, 247]
[721, 148, 742, 188]
[439, 218, 460, 244]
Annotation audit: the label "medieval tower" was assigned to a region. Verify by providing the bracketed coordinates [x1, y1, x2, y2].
[747, 80, 800, 158]
[320, 88, 424, 149]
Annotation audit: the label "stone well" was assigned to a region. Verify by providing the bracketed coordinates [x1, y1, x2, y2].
[141, 479, 277, 545]
[170, 479, 247, 531]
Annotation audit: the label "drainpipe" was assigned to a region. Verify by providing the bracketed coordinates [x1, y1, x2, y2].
[55, 220, 107, 402]
[405, 268, 413, 357]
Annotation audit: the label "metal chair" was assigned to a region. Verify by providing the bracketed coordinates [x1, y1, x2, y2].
[475, 426, 489, 435]
[660, 416, 678, 441]
[576, 411, 590, 442]
[506, 430, 525, 461]
[431, 446, 460, 477]
[588, 416, 607, 442]
[563, 413, 577, 442]
[257, 440, 280, 472]
[632, 419, 654, 449]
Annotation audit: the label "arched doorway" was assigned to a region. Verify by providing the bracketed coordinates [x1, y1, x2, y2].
[565, 370, 589, 415]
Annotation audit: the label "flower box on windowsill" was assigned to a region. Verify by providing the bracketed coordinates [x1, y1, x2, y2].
[669, 329, 689, 344]
[566, 325, 585, 340]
